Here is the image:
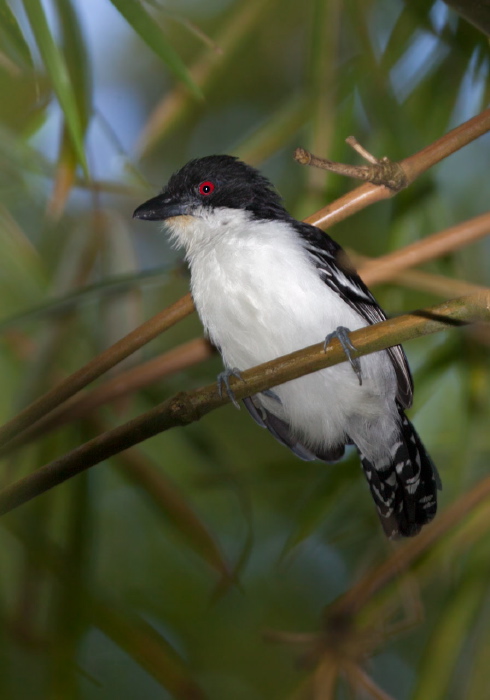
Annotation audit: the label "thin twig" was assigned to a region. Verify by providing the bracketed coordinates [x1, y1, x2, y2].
[346, 664, 395, 700]
[346, 136, 380, 164]
[313, 658, 339, 699]
[302, 108, 490, 230]
[294, 144, 408, 191]
[0, 292, 487, 516]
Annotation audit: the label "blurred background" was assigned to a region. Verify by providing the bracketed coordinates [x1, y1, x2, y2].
[0, 0, 489, 698]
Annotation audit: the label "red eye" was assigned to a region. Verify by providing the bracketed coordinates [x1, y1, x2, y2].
[199, 181, 215, 196]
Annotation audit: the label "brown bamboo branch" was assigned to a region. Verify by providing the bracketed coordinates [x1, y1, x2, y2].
[0, 293, 194, 448]
[358, 259, 488, 299]
[358, 211, 490, 285]
[0, 292, 487, 517]
[0, 338, 214, 456]
[312, 659, 339, 699]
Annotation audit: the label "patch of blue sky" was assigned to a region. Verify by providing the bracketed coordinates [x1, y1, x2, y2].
[367, 0, 404, 60]
[449, 47, 489, 127]
[390, 30, 448, 103]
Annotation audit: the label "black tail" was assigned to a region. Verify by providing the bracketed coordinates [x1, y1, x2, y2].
[359, 405, 441, 538]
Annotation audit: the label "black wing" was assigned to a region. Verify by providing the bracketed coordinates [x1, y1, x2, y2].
[293, 220, 413, 408]
[242, 395, 346, 463]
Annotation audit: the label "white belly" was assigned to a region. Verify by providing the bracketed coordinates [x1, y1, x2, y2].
[189, 219, 399, 460]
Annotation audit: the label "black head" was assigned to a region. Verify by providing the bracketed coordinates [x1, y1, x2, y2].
[133, 155, 289, 223]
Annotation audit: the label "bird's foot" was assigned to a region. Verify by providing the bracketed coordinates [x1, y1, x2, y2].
[217, 367, 245, 409]
[323, 326, 362, 385]
[261, 388, 282, 404]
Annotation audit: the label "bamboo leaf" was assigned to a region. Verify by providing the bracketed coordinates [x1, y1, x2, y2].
[116, 448, 232, 581]
[0, 0, 33, 69]
[0, 267, 171, 333]
[412, 571, 488, 700]
[54, 0, 92, 127]
[21, 0, 88, 173]
[49, 476, 91, 699]
[137, 0, 280, 154]
[280, 462, 359, 555]
[5, 520, 207, 699]
[91, 600, 208, 699]
[234, 96, 311, 165]
[45, 0, 94, 216]
[108, 0, 202, 98]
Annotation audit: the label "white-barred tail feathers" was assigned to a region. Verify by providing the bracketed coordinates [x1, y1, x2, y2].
[359, 404, 441, 538]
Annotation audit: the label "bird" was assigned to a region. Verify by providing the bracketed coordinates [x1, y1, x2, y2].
[133, 154, 440, 538]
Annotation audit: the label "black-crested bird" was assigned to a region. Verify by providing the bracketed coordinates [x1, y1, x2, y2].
[134, 155, 440, 538]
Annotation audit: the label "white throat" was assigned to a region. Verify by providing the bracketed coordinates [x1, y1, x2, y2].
[163, 206, 253, 260]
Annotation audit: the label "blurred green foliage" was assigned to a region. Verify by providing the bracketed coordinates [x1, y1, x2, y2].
[0, 0, 489, 698]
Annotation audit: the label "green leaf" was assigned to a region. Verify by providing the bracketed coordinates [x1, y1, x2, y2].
[234, 96, 311, 165]
[108, 0, 202, 98]
[0, 267, 170, 333]
[0, 0, 33, 69]
[137, 0, 280, 154]
[5, 520, 207, 700]
[413, 570, 488, 700]
[92, 600, 208, 699]
[0, 205, 46, 315]
[54, 0, 93, 129]
[21, 0, 88, 174]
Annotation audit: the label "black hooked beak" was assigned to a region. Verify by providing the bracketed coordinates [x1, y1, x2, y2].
[133, 194, 191, 221]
